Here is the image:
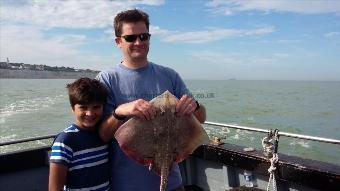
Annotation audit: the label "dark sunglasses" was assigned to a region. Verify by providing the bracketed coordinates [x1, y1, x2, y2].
[120, 33, 151, 42]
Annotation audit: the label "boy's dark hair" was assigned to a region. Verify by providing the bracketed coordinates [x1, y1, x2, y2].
[114, 9, 149, 37]
[66, 77, 107, 108]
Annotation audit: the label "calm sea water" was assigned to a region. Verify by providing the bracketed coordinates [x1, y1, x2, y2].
[0, 79, 339, 165]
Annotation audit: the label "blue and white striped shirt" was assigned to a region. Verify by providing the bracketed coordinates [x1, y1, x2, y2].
[50, 124, 110, 191]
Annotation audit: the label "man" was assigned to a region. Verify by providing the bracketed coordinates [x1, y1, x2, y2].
[96, 9, 206, 191]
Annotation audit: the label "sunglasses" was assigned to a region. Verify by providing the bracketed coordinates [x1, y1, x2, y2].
[120, 33, 151, 42]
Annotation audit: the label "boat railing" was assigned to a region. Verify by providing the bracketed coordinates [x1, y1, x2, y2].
[0, 121, 339, 147]
[0, 134, 56, 147]
[205, 121, 340, 145]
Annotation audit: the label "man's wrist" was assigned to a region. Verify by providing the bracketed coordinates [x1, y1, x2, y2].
[195, 100, 200, 111]
[112, 109, 126, 121]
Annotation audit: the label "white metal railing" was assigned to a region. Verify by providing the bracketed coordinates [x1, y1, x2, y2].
[0, 134, 56, 147]
[205, 121, 340, 145]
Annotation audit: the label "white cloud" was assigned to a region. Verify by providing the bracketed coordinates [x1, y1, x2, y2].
[259, 39, 301, 45]
[1, 0, 165, 28]
[0, 24, 112, 70]
[273, 53, 290, 58]
[206, 0, 340, 15]
[182, 50, 289, 80]
[150, 25, 174, 36]
[325, 32, 340, 38]
[276, 39, 301, 44]
[51, 34, 88, 46]
[189, 51, 245, 65]
[158, 26, 274, 43]
[0, 0, 164, 69]
[188, 51, 279, 66]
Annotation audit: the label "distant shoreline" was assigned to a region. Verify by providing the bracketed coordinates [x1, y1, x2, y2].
[0, 69, 98, 79]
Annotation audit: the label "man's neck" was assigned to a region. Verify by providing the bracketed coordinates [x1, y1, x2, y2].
[122, 59, 148, 69]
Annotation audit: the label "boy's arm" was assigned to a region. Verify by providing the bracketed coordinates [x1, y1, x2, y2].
[49, 163, 67, 191]
[99, 115, 124, 142]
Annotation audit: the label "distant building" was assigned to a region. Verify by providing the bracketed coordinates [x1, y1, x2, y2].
[36, 65, 45, 71]
[23, 64, 31, 70]
[11, 65, 20, 69]
[0, 62, 9, 69]
[0, 60, 99, 73]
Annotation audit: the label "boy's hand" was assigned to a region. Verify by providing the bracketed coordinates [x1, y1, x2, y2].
[115, 99, 157, 120]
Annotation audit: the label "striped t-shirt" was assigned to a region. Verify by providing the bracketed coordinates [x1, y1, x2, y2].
[50, 124, 110, 191]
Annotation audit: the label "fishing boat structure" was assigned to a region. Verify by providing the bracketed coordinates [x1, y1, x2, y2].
[0, 121, 339, 191]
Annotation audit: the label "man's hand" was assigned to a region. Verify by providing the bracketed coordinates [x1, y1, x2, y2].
[176, 94, 197, 117]
[115, 99, 157, 120]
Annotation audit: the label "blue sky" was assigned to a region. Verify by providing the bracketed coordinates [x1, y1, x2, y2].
[1, 0, 340, 80]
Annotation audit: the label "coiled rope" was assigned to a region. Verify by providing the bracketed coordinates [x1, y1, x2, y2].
[262, 129, 279, 191]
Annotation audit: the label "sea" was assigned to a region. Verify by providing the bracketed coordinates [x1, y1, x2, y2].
[0, 79, 339, 165]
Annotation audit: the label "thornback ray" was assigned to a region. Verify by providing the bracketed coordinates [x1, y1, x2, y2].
[115, 90, 209, 191]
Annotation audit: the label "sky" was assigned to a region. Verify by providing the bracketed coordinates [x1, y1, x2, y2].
[1, 0, 340, 80]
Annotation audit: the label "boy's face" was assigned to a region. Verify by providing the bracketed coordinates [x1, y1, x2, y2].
[72, 102, 103, 130]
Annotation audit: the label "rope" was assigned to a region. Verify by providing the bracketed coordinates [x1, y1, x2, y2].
[262, 130, 275, 157]
[262, 136, 274, 156]
[267, 153, 278, 191]
[263, 129, 279, 191]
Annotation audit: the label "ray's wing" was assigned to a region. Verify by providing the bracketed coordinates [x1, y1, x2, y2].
[172, 115, 209, 162]
[115, 118, 157, 166]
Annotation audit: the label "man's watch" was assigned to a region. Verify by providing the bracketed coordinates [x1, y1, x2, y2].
[112, 109, 126, 121]
[195, 100, 200, 111]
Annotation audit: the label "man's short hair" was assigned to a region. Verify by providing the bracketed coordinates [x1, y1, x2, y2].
[67, 77, 107, 108]
[114, 9, 149, 37]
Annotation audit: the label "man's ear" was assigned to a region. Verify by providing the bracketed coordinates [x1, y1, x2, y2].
[115, 37, 121, 48]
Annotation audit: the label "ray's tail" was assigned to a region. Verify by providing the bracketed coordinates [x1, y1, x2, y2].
[160, 164, 169, 191]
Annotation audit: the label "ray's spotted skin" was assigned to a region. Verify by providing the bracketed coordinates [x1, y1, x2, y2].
[115, 91, 209, 191]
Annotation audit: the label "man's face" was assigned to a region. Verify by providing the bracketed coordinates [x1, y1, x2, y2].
[116, 21, 150, 64]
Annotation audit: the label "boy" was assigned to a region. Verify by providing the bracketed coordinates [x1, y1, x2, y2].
[49, 77, 110, 191]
